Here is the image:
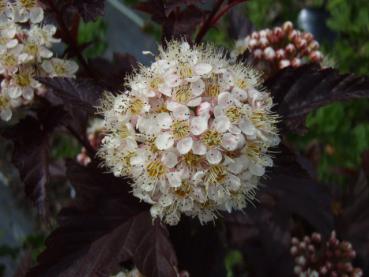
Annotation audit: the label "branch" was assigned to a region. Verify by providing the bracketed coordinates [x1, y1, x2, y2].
[195, 0, 225, 44]
[195, 0, 248, 44]
[66, 125, 97, 159]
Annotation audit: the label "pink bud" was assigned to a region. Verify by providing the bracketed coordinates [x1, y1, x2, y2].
[264, 47, 275, 60]
[253, 48, 263, 59]
[283, 21, 293, 33]
[276, 49, 285, 59]
[285, 43, 296, 55]
[279, 59, 290, 69]
[310, 51, 323, 62]
[291, 58, 301, 67]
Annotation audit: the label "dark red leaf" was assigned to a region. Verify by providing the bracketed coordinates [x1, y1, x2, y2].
[86, 53, 139, 92]
[72, 0, 105, 22]
[224, 144, 334, 276]
[2, 106, 67, 216]
[264, 64, 369, 133]
[27, 161, 178, 277]
[38, 78, 104, 114]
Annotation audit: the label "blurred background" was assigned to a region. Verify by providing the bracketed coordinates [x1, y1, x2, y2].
[1, 0, 369, 276]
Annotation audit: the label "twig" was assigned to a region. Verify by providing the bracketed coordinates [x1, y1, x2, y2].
[195, 0, 248, 44]
[195, 0, 225, 44]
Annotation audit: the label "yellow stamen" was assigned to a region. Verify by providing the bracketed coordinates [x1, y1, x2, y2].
[20, 0, 37, 9]
[0, 96, 9, 108]
[146, 160, 166, 178]
[182, 151, 203, 169]
[3, 54, 17, 67]
[149, 76, 164, 91]
[172, 181, 192, 198]
[205, 165, 227, 185]
[236, 79, 249, 90]
[201, 130, 222, 148]
[225, 106, 243, 123]
[24, 43, 38, 56]
[173, 84, 192, 104]
[118, 124, 130, 139]
[129, 98, 145, 115]
[171, 120, 190, 140]
[204, 75, 220, 97]
[179, 64, 193, 79]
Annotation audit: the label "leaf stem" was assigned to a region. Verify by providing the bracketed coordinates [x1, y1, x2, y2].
[66, 125, 96, 159]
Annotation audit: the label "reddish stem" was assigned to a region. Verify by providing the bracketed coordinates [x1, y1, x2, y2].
[195, 0, 248, 44]
[195, 0, 225, 44]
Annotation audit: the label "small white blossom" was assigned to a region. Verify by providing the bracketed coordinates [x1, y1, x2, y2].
[98, 41, 279, 225]
[0, 1, 79, 121]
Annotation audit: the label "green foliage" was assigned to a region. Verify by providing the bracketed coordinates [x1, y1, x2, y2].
[51, 133, 81, 160]
[225, 250, 243, 277]
[78, 17, 108, 59]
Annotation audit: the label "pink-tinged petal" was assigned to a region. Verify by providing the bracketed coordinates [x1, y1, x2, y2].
[218, 92, 232, 106]
[187, 97, 202, 107]
[156, 112, 172, 129]
[186, 75, 201, 82]
[155, 132, 174, 150]
[161, 151, 178, 168]
[194, 63, 212, 75]
[166, 172, 182, 188]
[229, 125, 241, 134]
[227, 174, 241, 191]
[222, 133, 239, 151]
[190, 116, 208, 135]
[191, 79, 205, 97]
[196, 102, 211, 117]
[213, 116, 230, 133]
[206, 149, 222, 164]
[158, 84, 172, 96]
[177, 137, 193, 154]
[250, 163, 265, 176]
[192, 141, 207, 155]
[172, 104, 190, 120]
[165, 74, 180, 87]
[239, 118, 256, 136]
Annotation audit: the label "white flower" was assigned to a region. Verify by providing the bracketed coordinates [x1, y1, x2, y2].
[98, 41, 279, 225]
[41, 58, 79, 78]
[0, 1, 79, 121]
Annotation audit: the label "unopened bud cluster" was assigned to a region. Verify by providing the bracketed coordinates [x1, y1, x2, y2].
[291, 231, 363, 277]
[233, 21, 323, 73]
[0, 0, 78, 121]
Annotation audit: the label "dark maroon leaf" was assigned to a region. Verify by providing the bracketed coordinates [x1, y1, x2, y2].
[38, 78, 104, 114]
[334, 171, 369, 274]
[169, 219, 226, 277]
[86, 53, 138, 91]
[72, 0, 105, 22]
[27, 161, 178, 277]
[224, 144, 333, 276]
[136, 0, 206, 41]
[2, 106, 67, 216]
[265, 64, 369, 133]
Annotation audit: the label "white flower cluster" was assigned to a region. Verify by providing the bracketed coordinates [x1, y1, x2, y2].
[98, 41, 279, 225]
[0, 0, 78, 121]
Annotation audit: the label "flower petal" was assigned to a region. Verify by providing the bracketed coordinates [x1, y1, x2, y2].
[206, 149, 222, 164]
[177, 137, 193, 154]
[213, 115, 230, 133]
[192, 141, 207, 155]
[155, 132, 174, 150]
[191, 79, 205, 97]
[190, 116, 208, 135]
[194, 63, 212, 75]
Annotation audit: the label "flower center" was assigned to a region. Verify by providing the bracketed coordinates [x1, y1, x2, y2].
[19, 0, 37, 9]
[118, 124, 130, 139]
[0, 95, 9, 108]
[129, 98, 144, 115]
[178, 64, 193, 79]
[173, 84, 192, 104]
[226, 106, 243, 123]
[122, 151, 135, 171]
[173, 181, 192, 198]
[182, 151, 202, 169]
[171, 120, 190, 140]
[24, 43, 39, 56]
[243, 141, 264, 161]
[0, 1, 6, 13]
[15, 73, 31, 87]
[3, 54, 17, 67]
[53, 63, 67, 75]
[146, 160, 166, 178]
[201, 130, 222, 148]
[205, 165, 227, 185]
[235, 79, 249, 90]
[149, 76, 164, 91]
[205, 75, 220, 97]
